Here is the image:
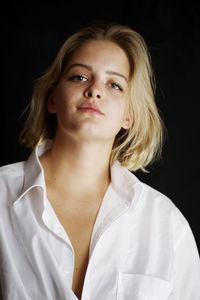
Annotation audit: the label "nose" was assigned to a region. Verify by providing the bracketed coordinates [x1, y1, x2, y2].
[86, 91, 101, 99]
[84, 81, 102, 100]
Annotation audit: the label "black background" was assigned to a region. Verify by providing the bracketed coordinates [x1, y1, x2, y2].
[1, 1, 200, 252]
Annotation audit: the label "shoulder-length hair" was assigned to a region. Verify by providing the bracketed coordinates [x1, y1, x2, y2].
[20, 22, 165, 172]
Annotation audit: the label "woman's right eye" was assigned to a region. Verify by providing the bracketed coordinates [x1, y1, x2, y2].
[70, 75, 88, 82]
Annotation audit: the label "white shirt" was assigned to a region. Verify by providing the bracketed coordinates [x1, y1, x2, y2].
[0, 140, 200, 300]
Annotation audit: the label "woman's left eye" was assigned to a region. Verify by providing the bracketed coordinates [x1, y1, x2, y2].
[111, 82, 123, 91]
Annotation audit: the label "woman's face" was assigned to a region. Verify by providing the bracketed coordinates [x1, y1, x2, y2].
[48, 40, 132, 144]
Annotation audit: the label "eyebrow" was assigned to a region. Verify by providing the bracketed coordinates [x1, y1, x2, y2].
[66, 63, 128, 82]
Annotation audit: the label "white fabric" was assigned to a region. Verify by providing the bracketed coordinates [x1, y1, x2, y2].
[0, 140, 200, 300]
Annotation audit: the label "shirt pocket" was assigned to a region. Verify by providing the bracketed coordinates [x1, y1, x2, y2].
[117, 273, 173, 300]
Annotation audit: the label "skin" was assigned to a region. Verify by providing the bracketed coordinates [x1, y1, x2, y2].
[49, 41, 131, 142]
[42, 40, 132, 200]
[40, 40, 132, 298]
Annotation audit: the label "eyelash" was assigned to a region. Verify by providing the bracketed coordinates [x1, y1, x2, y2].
[69, 75, 123, 92]
[70, 75, 88, 81]
[111, 82, 123, 91]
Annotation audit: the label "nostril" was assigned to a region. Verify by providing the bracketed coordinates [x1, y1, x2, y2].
[87, 91, 101, 99]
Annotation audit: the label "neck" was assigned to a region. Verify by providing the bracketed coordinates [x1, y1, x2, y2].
[40, 135, 113, 199]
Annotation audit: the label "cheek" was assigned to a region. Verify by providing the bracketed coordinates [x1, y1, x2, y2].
[108, 104, 126, 131]
[56, 87, 82, 108]
[54, 90, 70, 112]
[115, 100, 131, 129]
[111, 98, 127, 119]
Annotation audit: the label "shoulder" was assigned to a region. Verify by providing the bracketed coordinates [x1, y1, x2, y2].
[134, 176, 192, 245]
[118, 164, 191, 236]
[0, 161, 25, 181]
[125, 169, 196, 247]
[140, 180, 186, 221]
[0, 161, 25, 205]
[121, 165, 184, 216]
[135, 175, 188, 224]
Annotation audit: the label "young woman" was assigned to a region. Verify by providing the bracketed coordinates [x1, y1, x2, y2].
[0, 22, 199, 300]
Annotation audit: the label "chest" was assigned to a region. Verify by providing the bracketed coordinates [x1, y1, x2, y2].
[49, 199, 101, 299]
[11, 194, 175, 300]
[61, 218, 92, 299]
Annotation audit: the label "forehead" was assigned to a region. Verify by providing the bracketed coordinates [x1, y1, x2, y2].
[67, 40, 130, 77]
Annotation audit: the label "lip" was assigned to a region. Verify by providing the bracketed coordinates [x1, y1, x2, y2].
[78, 103, 104, 115]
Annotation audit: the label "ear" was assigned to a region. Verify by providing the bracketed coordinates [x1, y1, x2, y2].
[47, 90, 56, 113]
[122, 113, 133, 130]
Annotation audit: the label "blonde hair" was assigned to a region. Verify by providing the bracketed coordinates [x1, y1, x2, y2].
[20, 22, 165, 172]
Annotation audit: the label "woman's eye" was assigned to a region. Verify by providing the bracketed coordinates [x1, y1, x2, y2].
[70, 75, 87, 82]
[111, 82, 123, 91]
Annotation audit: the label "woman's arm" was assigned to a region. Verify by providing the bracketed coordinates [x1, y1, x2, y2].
[174, 224, 200, 299]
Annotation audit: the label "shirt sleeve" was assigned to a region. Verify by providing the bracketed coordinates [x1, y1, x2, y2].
[173, 224, 200, 299]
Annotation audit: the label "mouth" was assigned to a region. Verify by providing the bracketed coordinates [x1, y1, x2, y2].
[78, 104, 104, 115]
